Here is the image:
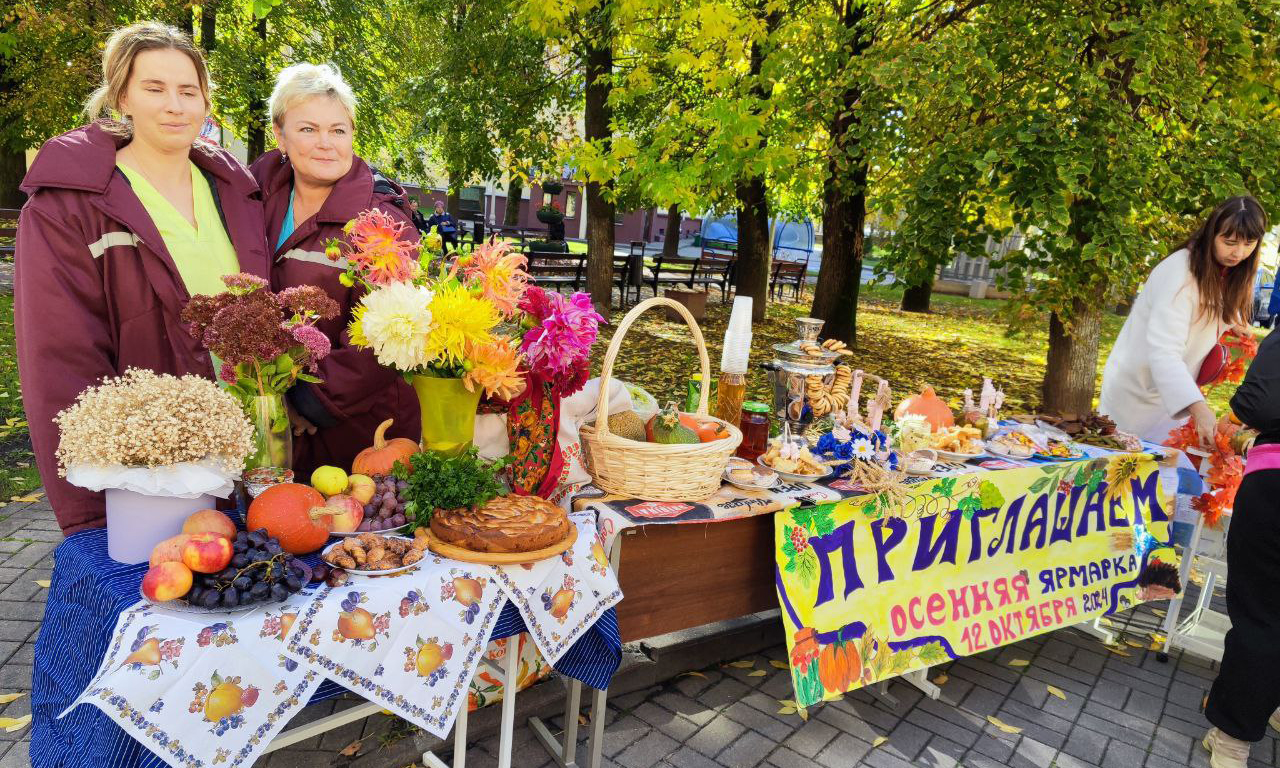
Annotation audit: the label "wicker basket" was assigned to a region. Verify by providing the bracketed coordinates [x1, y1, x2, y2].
[580, 297, 743, 500]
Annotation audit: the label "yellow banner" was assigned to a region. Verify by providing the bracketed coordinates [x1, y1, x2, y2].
[775, 455, 1176, 708]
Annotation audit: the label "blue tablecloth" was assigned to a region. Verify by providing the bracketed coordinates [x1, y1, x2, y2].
[31, 528, 620, 768]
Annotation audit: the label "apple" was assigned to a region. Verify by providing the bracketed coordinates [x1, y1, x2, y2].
[311, 465, 349, 497]
[321, 495, 364, 534]
[182, 508, 237, 540]
[347, 474, 376, 504]
[142, 561, 194, 602]
[181, 533, 234, 574]
[149, 533, 193, 567]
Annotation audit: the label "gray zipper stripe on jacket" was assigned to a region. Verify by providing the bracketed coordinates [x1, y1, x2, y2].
[87, 232, 140, 259]
[280, 248, 349, 270]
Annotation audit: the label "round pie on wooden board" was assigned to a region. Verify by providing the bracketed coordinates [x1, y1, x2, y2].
[430, 494, 571, 553]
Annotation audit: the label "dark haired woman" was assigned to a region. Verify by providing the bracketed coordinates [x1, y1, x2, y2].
[1100, 196, 1267, 447]
[1201, 327, 1280, 767]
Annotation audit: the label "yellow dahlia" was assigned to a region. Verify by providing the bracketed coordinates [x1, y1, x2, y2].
[424, 282, 500, 366]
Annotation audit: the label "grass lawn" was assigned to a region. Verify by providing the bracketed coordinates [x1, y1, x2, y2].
[0, 295, 40, 500]
[591, 283, 1245, 421]
[0, 283, 1249, 500]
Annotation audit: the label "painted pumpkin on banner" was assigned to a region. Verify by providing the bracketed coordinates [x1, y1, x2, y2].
[817, 641, 861, 692]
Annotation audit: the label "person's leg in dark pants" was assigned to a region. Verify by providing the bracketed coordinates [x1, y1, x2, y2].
[1203, 470, 1280, 765]
[441, 232, 458, 254]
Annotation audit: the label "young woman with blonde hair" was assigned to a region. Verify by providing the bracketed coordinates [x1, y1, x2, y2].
[16, 21, 269, 535]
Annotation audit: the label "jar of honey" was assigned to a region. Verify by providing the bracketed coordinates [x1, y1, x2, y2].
[737, 402, 771, 461]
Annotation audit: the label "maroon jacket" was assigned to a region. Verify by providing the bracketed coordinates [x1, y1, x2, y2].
[250, 150, 421, 478]
[16, 122, 271, 534]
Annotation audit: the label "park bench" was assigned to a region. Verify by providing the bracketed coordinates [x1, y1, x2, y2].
[526, 252, 587, 291]
[770, 258, 808, 301]
[612, 251, 644, 308]
[645, 253, 735, 303]
[0, 208, 18, 261]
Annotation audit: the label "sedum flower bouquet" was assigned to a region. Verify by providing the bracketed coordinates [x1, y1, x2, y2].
[182, 273, 340, 470]
[327, 209, 602, 458]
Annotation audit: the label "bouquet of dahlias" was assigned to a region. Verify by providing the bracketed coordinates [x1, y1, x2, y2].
[182, 273, 340, 404]
[331, 209, 602, 402]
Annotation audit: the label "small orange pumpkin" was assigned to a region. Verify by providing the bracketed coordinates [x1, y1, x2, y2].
[894, 385, 955, 432]
[246, 483, 330, 554]
[351, 419, 419, 476]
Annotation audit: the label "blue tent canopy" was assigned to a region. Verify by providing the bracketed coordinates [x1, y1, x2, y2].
[700, 215, 814, 261]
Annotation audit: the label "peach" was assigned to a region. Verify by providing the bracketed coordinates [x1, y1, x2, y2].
[347, 474, 376, 504]
[181, 533, 233, 574]
[319, 495, 364, 534]
[142, 561, 194, 602]
[182, 508, 237, 540]
[149, 534, 193, 567]
[337, 608, 376, 640]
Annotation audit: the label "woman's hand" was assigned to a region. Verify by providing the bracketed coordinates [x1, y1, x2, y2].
[287, 401, 318, 437]
[1188, 400, 1216, 449]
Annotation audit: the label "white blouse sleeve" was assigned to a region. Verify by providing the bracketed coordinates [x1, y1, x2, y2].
[1144, 270, 1205, 420]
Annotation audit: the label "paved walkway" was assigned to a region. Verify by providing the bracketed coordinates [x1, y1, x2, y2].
[0, 492, 1268, 768]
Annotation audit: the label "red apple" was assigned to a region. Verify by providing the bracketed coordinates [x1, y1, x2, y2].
[142, 561, 193, 602]
[315, 496, 363, 534]
[182, 509, 237, 540]
[181, 533, 234, 574]
[149, 533, 193, 567]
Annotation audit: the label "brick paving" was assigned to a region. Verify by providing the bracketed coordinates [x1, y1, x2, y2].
[0, 492, 1272, 768]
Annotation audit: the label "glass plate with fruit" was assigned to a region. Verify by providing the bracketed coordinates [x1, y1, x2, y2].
[331, 473, 412, 536]
[142, 527, 316, 613]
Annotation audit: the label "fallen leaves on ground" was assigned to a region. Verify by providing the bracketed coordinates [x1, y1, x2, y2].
[769, 660, 789, 670]
[871, 736, 888, 748]
[931, 673, 949, 686]
[0, 715, 30, 732]
[1007, 659, 1029, 667]
[0, 693, 23, 704]
[748, 670, 766, 677]
[1104, 645, 1132, 657]
[777, 699, 798, 716]
[33, 580, 48, 588]
[987, 715, 1022, 734]
[339, 741, 362, 756]
[680, 671, 707, 679]
[726, 660, 755, 668]
[1046, 685, 1066, 701]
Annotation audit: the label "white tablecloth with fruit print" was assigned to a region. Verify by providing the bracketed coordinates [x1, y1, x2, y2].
[60, 511, 621, 768]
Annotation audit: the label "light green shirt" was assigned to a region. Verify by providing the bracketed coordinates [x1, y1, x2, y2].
[116, 161, 240, 296]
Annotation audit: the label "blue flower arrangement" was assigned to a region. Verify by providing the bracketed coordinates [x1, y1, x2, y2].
[816, 425, 898, 476]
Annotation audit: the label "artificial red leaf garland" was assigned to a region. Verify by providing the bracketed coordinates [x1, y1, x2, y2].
[1165, 423, 1243, 529]
[1203, 328, 1259, 390]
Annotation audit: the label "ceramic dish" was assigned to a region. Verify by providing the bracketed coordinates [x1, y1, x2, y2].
[935, 446, 986, 462]
[321, 536, 421, 577]
[723, 464, 780, 490]
[757, 457, 833, 483]
[985, 443, 1035, 461]
[330, 524, 410, 538]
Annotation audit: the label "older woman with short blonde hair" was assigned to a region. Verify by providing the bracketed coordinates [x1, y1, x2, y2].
[251, 62, 420, 477]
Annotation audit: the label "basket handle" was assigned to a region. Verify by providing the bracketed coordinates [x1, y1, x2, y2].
[594, 296, 713, 438]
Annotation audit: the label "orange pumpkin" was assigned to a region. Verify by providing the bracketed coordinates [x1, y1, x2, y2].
[894, 385, 955, 432]
[677, 413, 731, 443]
[351, 419, 419, 476]
[246, 483, 331, 554]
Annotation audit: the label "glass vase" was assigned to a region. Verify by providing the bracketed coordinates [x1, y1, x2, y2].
[413, 374, 482, 457]
[245, 393, 293, 471]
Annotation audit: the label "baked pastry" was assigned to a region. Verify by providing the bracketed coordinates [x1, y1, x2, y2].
[431, 494, 571, 553]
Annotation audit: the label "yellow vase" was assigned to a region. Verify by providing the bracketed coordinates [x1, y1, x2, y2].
[412, 375, 482, 457]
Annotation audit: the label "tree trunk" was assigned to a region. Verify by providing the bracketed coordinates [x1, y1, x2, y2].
[733, 6, 779, 323]
[0, 149, 26, 209]
[900, 278, 933, 313]
[582, 9, 615, 320]
[199, 0, 217, 53]
[446, 172, 462, 218]
[504, 176, 523, 226]
[662, 204, 682, 258]
[245, 18, 268, 160]
[1042, 298, 1103, 413]
[809, 1, 869, 345]
[736, 180, 771, 322]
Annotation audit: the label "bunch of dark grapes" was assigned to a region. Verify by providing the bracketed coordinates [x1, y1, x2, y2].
[187, 529, 316, 610]
[357, 474, 409, 532]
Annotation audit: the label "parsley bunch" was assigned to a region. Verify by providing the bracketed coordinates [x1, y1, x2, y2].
[393, 448, 510, 527]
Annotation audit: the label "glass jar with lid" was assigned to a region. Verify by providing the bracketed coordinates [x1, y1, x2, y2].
[737, 401, 772, 461]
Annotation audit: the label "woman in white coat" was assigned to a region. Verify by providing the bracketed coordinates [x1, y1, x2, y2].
[1100, 196, 1267, 447]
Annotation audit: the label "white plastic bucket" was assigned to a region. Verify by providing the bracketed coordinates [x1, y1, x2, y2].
[104, 488, 214, 564]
